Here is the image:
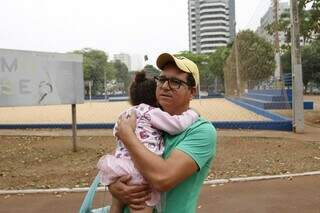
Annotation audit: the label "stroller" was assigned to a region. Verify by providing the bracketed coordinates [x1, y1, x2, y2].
[80, 174, 162, 213]
[79, 174, 110, 213]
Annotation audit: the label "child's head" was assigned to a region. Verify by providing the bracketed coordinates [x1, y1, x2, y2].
[129, 71, 157, 107]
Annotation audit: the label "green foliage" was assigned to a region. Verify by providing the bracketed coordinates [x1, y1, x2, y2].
[208, 47, 230, 84]
[175, 51, 210, 88]
[300, 0, 320, 36]
[280, 48, 292, 74]
[223, 48, 238, 96]
[281, 39, 320, 89]
[237, 30, 275, 82]
[73, 48, 115, 96]
[175, 51, 209, 66]
[143, 64, 160, 78]
[224, 30, 275, 95]
[175, 50, 231, 91]
[113, 60, 130, 94]
[302, 42, 320, 86]
[266, 0, 320, 46]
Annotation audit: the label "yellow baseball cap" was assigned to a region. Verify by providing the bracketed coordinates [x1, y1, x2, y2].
[156, 53, 200, 87]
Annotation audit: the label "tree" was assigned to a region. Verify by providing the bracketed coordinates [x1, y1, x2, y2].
[208, 47, 231, 91]
[143, 64, 160, 78]
[175, 51, 209, 66]
[280, 47, 292, 74]
[281, 39, 320, 92]
[73, 48, 115, 96]
[113, 60, 130, 94]
[266, 0, 320, 46]
[237, 30, 275, 82]
[224, 30, 275, 95]
[175, 51, 210, 89]
[299, 0, 320, 37]
[175, 50, 232, 92]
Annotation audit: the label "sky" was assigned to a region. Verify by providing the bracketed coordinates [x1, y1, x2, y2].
[0, 0, 279, 67]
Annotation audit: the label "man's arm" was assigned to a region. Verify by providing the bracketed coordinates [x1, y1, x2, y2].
[116, 113, 198, 192]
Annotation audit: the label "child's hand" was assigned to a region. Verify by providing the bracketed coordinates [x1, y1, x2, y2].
[115, 111, 137, 141]
[123, 110, 137, 130]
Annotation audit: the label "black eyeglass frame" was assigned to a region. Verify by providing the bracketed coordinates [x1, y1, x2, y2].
[154, 75, 191, 90]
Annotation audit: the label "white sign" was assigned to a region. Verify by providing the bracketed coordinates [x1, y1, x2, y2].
[0, 49, 84, 107]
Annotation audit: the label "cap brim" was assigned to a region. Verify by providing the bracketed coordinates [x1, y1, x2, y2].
[156, 52, 199, 87]
[156, 53, 192, 74]
[156, 53, 175, 70]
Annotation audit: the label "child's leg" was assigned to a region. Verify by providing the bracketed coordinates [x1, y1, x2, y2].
[129, 206, 153, 213]
[109, 196, 124, 213]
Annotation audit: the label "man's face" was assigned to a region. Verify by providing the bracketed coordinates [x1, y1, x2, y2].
[156, 64, 196, 115]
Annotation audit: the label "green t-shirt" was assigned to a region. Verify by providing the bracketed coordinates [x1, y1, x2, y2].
[160, 118, 216, 213]
[123, 118, 217, 213]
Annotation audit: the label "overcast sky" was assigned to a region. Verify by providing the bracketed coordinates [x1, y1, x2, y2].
[0, 0, 281, 66]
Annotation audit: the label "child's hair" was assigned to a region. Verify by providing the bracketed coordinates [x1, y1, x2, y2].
[129, 70, 157, 107]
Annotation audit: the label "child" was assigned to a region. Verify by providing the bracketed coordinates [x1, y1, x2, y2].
[97, 71, 199, 213]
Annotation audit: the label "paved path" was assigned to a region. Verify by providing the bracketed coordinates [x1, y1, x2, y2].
[1, 175, 319, 213]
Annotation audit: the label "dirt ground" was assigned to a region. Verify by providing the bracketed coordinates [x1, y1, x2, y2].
[273, 109, 320, 127]
[271, 95, 320, 127]
[0, 95, 319, 191]
[1, 132, 320, 190]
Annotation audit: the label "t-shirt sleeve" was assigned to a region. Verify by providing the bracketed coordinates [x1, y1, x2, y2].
[175, 122, 217, 170]
[149, 108, 199, 135]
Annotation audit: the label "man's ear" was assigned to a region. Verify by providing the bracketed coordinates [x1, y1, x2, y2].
[189, 87, 197, 100]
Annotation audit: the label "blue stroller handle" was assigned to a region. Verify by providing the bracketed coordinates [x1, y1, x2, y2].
[79, 174, 110, 213]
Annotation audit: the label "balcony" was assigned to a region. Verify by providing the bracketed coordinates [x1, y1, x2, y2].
[200, 13, 228, 20]
[200, 25, 229, 32]
[199, 1, 227, 8]
[200, 32, 230, 39]
[200, 9, 227, 16]
[200, 38, 229, 44]
[201, 43, 227, 48]
[201, 30, 229, 35]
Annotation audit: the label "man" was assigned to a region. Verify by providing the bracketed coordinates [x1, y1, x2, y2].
[109, 53, 217, 213]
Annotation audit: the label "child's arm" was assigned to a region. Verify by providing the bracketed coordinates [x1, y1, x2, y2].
[148, 108, 199, 135]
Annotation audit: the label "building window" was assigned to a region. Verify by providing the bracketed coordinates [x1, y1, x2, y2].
[200, 28, 228, 33]
[201, 46, 218, 50]
[201, 40, 228, 45]
[201, 35, 227, 39]
[200, 11, 227, 16]
[200, 5, 226, 10]
[200, 16, 228, 22]
[199, 20, 227, 26]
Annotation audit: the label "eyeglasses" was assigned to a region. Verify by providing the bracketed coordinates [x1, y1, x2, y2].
[154, 76, 190, 90]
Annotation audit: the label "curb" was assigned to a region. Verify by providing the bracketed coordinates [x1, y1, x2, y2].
[1, 171, 320, 195]
[204, 171, 320, 185]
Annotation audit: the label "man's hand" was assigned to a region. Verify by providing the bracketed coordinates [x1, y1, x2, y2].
[108, 175, 151, 210]
[115, 111, 137, 142]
